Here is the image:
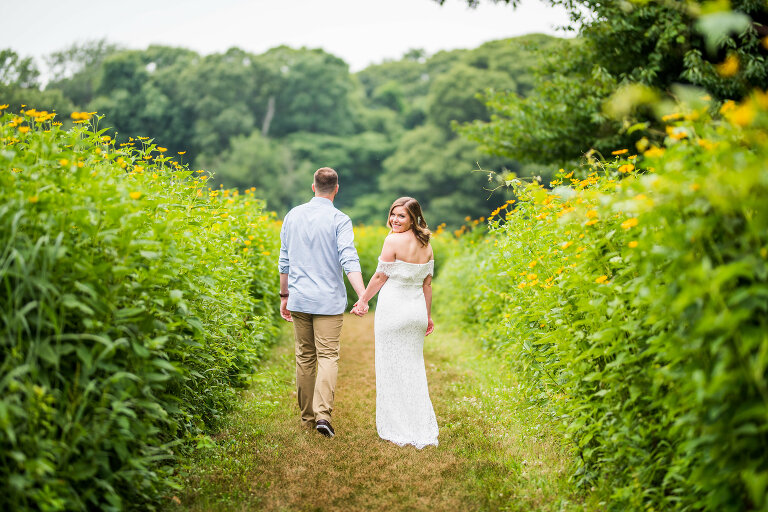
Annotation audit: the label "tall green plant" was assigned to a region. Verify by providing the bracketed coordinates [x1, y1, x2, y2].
[440, 91, 768, 509]
[0, 107, 280, 510]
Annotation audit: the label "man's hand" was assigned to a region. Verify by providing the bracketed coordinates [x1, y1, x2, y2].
[280, 297, 293, 322]
[350, 300, 369, 317]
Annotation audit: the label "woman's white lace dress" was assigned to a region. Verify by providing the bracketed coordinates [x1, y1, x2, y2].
[374, 258, 439, 449]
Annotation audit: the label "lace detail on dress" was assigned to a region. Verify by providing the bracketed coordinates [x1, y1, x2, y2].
[375, 258, 397, 277]
[376, 258, 434, 282]
[374, 259, 439, 449]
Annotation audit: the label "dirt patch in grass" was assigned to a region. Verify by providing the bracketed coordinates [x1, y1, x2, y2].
[170, 314, 584, 511]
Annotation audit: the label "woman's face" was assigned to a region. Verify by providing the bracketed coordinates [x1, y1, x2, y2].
[389, 206, 412, 233]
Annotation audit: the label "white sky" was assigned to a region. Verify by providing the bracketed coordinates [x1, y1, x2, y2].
[1, 0, 573, 72]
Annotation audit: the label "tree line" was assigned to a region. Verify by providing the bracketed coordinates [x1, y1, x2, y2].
[2, 0, 766, 227]
[1, 37, 556, 226]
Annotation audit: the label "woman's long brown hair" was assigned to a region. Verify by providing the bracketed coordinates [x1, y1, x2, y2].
[387, 197, 431, 247]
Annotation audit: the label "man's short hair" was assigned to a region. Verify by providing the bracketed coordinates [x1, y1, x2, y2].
[314, 167, 338, 194]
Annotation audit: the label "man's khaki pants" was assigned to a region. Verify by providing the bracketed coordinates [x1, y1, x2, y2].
[291, 312, 343, 426]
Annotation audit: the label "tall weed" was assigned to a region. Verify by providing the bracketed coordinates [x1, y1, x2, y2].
[0, 108, 280, 510]
[439, 93, 768, 509]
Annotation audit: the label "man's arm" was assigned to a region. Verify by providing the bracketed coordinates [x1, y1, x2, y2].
[278, 215, 292, 322]
[347, 271, 365, 301]
[336, 215, 364, 307]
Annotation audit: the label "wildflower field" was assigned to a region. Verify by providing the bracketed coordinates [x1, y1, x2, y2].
[0, 107, 281, 510]
[1, 87, 767, 511]
[436, 92, 768, 510]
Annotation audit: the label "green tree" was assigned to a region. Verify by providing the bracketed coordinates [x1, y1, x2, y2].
[427, 64, 514, 135]
[200, 131, 297, 212]
[378, 125, 517, 227]
[0, 49, 73, 113]
[0, 49, 40, 88]
[260, 46, 358, 137]
[284, 131, 396, 213]
[451, 0, 768, 164]
[44, 40, 121, 107]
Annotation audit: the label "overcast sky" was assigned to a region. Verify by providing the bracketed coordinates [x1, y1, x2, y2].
[2, 0, 573, 72]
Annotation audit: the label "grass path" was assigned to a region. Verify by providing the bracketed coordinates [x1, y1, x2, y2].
[170, 314, 586, 511]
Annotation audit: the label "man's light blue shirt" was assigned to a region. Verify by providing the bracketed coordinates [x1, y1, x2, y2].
[279, 197, 361, 315]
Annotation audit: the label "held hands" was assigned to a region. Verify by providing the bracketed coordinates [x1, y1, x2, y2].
[350, 300, 369, 317]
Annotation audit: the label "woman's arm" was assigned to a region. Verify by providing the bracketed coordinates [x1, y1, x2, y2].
[423, 274, 434, 335]
[352, 272, 389, 315]
[351, 236, 395, 316]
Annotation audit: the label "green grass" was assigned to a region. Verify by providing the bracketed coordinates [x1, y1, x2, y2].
[167, 314, 601, 511]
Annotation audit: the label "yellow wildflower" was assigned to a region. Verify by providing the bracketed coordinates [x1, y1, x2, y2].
[18, 126, 30, 133]
[726, 103, 756, 127]
[628, 241, 638, 248]
[0, 104, 8, 110]
[611, 149, 628, 155]
[720, 100, 736, 115]
[527, 273, 537, 281]
[755, 90, 768, 110]
[586, 210, 598, 218]
[586, 219, 598, 226]
[28, 195, 39, 203]
[157, 147, 167, 152]
[130, 191, 142, 200]
[619, 164, 635, 173]
[178, 151, 186, 155]
[595, 275, 608, 284]
[59, 159, 69, 166]
[621, 217, 639, 229]
[528, 260, 537, 268]
[644, 146, 665, 158]
[562, 241, 573, 249]
[716, 54, 739, 77]
[665, 126, 688, 140]
[101, 135, 111, 142]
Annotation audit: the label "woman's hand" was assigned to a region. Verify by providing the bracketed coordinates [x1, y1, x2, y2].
[425, 317, 435, 336]
[351, 300, 369, 317]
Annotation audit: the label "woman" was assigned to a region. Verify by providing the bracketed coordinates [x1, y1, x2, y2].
[352, 197, 438, 449]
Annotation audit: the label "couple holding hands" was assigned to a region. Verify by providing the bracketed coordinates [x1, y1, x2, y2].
[278, 167, 438, 448]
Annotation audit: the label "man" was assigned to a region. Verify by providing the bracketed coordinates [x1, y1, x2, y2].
[278, 167, 367, 438]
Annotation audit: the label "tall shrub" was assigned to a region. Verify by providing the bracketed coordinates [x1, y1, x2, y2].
[442, 92, 768, 509]
[0, 107, 280, 510]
